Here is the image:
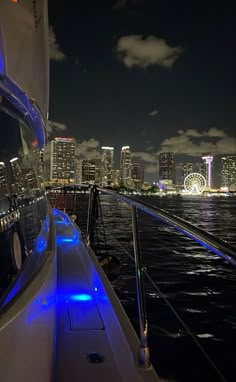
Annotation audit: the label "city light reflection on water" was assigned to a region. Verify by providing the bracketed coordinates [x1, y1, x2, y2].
[92, 195, 236, 382]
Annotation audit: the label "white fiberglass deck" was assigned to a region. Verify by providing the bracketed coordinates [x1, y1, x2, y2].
[0, 209, 159, 381]
[54, 210, 159, 382]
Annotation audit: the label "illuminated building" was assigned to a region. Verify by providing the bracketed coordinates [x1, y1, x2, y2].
[181, 163, 193, 186]
[202, 155, 213, 188]
[159, 152, 174, 186]
[10, 157, 25, 195]
[113, 169, 120, 187]
[76, 159, 101, 185]
[175, 162, 193, 187]
[41, 143, 51, 181]
[130, 164, 144, 190]
[221, 155, 236, 191]
[101, 146, 114, 186]
[195, 161, 207, 178]
[0, 161, 9, 196]
[50, 137, 75, 183]
[80, 160, 96, 184]
[24, 168, 38, 190]
[120, 146, 131, 187]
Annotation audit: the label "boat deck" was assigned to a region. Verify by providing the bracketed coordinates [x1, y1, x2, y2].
[0, 208, 160, 381]
[55, 209, 160, 381]
[55, 211, 123, 381]
[55, 209, 159, 381]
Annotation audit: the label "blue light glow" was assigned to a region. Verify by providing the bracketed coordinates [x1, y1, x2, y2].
[53, 208, 60, 216]
[26, 296, 55, 324]
[56, 237, 75, 244]
[69, 293, 92, 301]
[53, 208, 109, 325]
[35, 236, 47, 253]
[0, 53, 4, 73]
[53, 209, 80, 246]
[1, 281, 21, 307]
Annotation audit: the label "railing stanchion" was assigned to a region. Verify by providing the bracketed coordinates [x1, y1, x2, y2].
[131, 205, 150, 368]
[86, 186, 93, 244]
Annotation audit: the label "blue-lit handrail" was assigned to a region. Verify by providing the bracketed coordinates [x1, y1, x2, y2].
[96, 187, 236, 267]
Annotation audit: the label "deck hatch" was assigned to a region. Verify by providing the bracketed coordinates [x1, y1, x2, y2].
[68, 300, 104, 330]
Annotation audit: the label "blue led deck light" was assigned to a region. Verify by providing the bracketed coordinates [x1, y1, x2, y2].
[69, 294, 92, 302]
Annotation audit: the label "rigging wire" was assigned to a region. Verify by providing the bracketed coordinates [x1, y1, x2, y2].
[96, 194, 108, 256]
[106, 235, 228, 382]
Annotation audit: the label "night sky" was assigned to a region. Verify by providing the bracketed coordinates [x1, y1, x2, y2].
[48, 0, 236, 177]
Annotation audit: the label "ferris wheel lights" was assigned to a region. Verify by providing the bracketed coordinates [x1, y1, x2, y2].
[184, 173, 207, 194]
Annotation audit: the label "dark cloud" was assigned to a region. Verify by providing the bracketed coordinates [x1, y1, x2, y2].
[76, 139, 101, 159]
[131, 151, 158, 174]
[47, 120, 67, 137]
[159, 128, 235, 156]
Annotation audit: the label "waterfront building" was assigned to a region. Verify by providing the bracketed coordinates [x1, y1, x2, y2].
[174, 162, 183, 186]
[0, 161, 9, 196]
[181, 163, 193, 186]
[113, 169, 120, 187]
[24, 168, 39, 190]
[94, 159, 102, 185]
[76, 159, 101, 184]
[221, 155, 236, 191]
[50, 137, 75, 183]
[202, 155, 213, 188]
[159, 152, 174, 186]
[82, 160, 96, 184]
[195, 161, 207, 179]
[120, 146, 131, 188]
[101, 146, 114, 186]
[10, 157, 25, 195]
[130, 163, 144, 190]
[41, 143, 51, 182]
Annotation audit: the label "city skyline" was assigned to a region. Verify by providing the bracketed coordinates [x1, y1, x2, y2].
[48, 0, 236, 180]
[43, 137, 236, 190]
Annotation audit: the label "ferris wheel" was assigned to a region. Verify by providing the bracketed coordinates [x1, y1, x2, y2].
[184, 173, 206, 194]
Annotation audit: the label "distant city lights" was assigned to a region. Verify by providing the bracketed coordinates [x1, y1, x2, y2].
[10, 157, 19, 163]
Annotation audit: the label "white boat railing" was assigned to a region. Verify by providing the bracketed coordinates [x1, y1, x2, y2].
[86, 185, 236, 371]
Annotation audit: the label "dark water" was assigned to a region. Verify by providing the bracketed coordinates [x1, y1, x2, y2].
[90, 195, 236, 382]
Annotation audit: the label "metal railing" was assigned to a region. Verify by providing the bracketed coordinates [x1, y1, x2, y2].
[86, 186, 236, 370]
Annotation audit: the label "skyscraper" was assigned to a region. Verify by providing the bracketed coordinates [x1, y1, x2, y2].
[10, 157, 25, 195]
[113, 169, 120, 187]
[221, 155, 236, 191]
[195, 161, 207, 179]
[101, 146, 114, 186]
[130, 164, 144, 190]
[120, 146, 131, 188]
[50, 137, 75, 183]
[24, 168, 39, 191]
[159, 152, 174, 186]
[0, 161, 9, 197]
[202, 155, 213, 188]
[80, 160, 96, 184]
[182, 163, 193, 186]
